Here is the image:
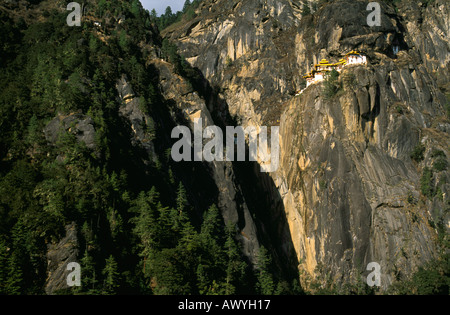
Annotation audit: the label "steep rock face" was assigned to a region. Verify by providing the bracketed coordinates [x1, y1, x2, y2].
[44, 113, 97, 150]
[116, 74, 158, 162]
[45, 222, 79, 295]
[164, 0, 303, 128]
[397, 0, 450, 90]
[278, 62, 445, 289]
[113, 52, 263, 265]
[166, 0, 449, 290]
[150, 57, 262, 264]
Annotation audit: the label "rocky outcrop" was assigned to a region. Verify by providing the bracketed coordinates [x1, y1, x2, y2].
[113, 53, 264, 265]
[396, 0, 450, 90]
[44, 112, 97, 150]
[151, 58, 262, 265]
[45, 222, 79, 295]
[116, 74, 157, 162]
[166, 0, 449, 290]
[277, 61, 445, 289]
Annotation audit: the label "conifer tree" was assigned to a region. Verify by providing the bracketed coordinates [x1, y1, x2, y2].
[183, 0, 192, 13]
[102, 255, 120, 294]
[224, 223, 246, 295]
[176, 181, 187, 214]
[5, 253, 23, 295]
[130, 189, 159, 257]
[200, 204, 222, 239]
[150, 9, 157, 20]
[196, 263, 209, 294]
[164, 6, 173, 19]
[131, 0, 141, 17]
[80, 249, 97, 293]
[256, 246, 274, 295]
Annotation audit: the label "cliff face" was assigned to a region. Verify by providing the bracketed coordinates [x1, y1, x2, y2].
[45, 223, 79, 295]
[165, 0, 450, 290]
[2, 0, 447, 294]
[147, 57, 263, 265]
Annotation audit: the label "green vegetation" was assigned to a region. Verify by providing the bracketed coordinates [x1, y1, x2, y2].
[151, 0, 202, 31]
[389, 206, 449, 295]
[420, 167, 434, 199]
[255, 246, 275, 295]
[301, 1, 312, 16]
[322, 69, 342, 100]
[433, 157, 448, 172]
[225, 56, 233, 68]
[0, 0, 302, 295]
[0, 0, 446, 297]
[431, 149, 448, 172]
[410, 143, 425, 162]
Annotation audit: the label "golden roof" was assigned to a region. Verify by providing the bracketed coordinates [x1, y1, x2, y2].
[302, 51, 364, 78]
[333, 60, 346, 65]
[344, 50, 360, 56]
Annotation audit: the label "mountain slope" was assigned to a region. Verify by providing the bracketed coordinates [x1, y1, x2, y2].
[0, 0, 303, 295]
[0, 0, 448, 295]
[164, 0, 450, 292]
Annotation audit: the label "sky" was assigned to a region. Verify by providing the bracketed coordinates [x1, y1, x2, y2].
[140, 0, 186, 16]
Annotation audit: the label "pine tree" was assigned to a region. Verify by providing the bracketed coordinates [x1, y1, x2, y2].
[224, 223, 246, 295]
[156, 203, 179, 247]
[322, 69, 341, 99]
[183, 0, 192, 13]
[256, 246, 274, 295]
[131, 0, 141, 17]
[26, 114, 40, 145]
[200, 204, 222, 239]
[196, 263, 209, 294]
[102, 255, 120, 294]
[130, 189, 158, 257]
[150, 9, 157, 20]
[164, 6, 173, 19]
[176, 182, 187, 214]
[118, 30, 128, 52]
[80, 249, 97, 293]
[5, 253, 23, 295]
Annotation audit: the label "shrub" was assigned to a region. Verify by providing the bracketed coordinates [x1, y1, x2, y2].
[431, 149, 446, 158]
[410, 144, 425, 162]
[431, 149, 447, 171]
[407, 191, 417, 205]
[322, 69, 341, 99]
[301, 1, 311, 16]
[420, 167, 434, 199]
[433, 157, 448, 172]
[225, 56, 233, 68]
[319, 179, 328, 190]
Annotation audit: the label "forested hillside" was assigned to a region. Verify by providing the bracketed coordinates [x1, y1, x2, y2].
[0, 0, 448, 295]
[0, 0, 302, 295]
